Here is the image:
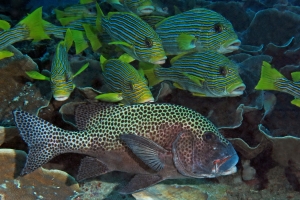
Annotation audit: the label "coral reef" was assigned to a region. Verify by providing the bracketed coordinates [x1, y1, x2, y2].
[0, 149, 81, 200]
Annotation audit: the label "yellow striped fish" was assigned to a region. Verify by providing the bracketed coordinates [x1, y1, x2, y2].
[26, 29, 89, 101]
[96, 54, 154, 104]
[255, 61, 300, 107]
[0, 7, 49, 55]
[54, 3, 96, 19]
[155, 8, 241, 55]
[98, 6, 167, 64]
[143, 50, 246, 97]
[106, 0, 155, 16]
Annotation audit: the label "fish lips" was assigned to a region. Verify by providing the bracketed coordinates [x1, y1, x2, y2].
[137, 6, 155, 15]
[151, 56, 167, 64]
[218, 39, 241, 54]
[212, 153, 239, 176]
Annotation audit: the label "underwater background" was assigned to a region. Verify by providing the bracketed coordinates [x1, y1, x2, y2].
[1, 0, 300, 199]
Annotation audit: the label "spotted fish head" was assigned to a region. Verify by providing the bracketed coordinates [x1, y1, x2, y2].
[172, 130, 238, 178]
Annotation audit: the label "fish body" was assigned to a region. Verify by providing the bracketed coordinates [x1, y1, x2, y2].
[54, 4, 96, 19]
[0, 7, 49, 51]
[14, 103, 238, 193]
[144, 51, 246, 97]
[255, 61, 300, 107]
[97, 57, 154, 104]
[25, 29, 89, 101]
[155, 8, 241, 55]
[100, 11, 167, 64]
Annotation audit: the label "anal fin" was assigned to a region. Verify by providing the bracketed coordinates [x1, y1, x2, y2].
[77, 156, 110, 181]
[118, 174, 163, 194]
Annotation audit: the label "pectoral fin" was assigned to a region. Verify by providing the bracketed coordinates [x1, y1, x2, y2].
[119, 174, 163, 194]
[291, 71, 300, 82]
[73, 62, 89, 78]
[183, 72, 204, 86]
[95, 93, 123, 102]
[118, 53, 135, 63]
[25, 71, 50, 81]
[192, 92, 206, 97]
[0, 50, 14, 60]
[173, 82, 184, 90]
[108, 41, 132, 48]
[291, 98, 300, 107]
[77, 156, 110, 181]
[120, 134, 167, 171]
[0, 20, 10, 30]
[177, 33, 197, 51]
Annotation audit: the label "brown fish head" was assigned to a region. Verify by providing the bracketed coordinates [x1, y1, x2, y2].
[172, 130, 238, 178]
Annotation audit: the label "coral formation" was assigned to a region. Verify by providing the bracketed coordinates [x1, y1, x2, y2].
[0, 149, 81, 200]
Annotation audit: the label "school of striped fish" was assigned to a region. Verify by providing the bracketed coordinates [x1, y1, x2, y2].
[3, 0, 285, 195]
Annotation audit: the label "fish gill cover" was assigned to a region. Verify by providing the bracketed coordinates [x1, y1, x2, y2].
[0, 0, 300, 199]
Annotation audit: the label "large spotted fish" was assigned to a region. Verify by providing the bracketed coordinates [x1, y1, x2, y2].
[143, 50, 246, 97]
[95, 55, 154, 104]
[154, 8, 241, 55]
[14, 103, 238, 194]
[98, 5, 167, 64]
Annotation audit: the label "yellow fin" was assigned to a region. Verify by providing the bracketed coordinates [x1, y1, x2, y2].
[291, 71, 300, 82]
[0, 50, 14, 60]
[170, 52, 189, 65]
[183, 72, 204, 86]
[73, 63, 89, 78]
[109, 41, 132, 48]
[80, 0, 95, 4]
[96, 2, 103, 32]
[177, 33, 197, 51]
[255, 61, 285, 91]
[70, 30, 89, 54]
[173, 82, 184, 90]
[154, 17, 168, 28]
[0, 20, 10, 30]
[25, 71, 50, 81]
[54, 9, 65, 19]
[95, 93, 123, 102]
[64, 28, 73, 52]
[18, 7, 50, 41]
[291, 98, 300, 107]
[100, 55, 107, 71]
[58, 16, 82, 26]
[118, 53, 135, 63]
[83, 24, 102, 51]
[192, 92, 206, 97]
[140, 62, 162, 87]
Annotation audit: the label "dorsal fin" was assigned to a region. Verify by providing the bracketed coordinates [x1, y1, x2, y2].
[75, 102, 117, 130]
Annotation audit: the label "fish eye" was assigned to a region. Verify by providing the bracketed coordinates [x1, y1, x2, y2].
[203, 132, 216, 142]
[144, 37, 153, 48]
[214, 23, 223, 33]
[219, 66, 228, 77]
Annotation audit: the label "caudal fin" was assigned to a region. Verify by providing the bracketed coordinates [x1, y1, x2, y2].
[255, 61, 285, 91]
[13, 110, 64, 176]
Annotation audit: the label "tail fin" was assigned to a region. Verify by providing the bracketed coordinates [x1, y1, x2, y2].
[13, 110, 64, 175]
[83, 24, 102, 51]
[255, 61, 285, 91]
[18, 7, 50, 42]
[70, 30, 89, 54]
[139, 62, 162, 87]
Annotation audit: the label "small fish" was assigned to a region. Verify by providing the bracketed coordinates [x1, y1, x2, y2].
[261, 91, 276, 122]
[54, 3, 96, 19]
[96, 54, 154, 104]
[106, 0, 155, 16]
[155, 8, 241, 55]
[25, 29, 89, 101]
[97, 4, 167, 64]
[13, 102, 238, 193]
[0, 7, 50, 51]
[255, 61, 300, 107]
[143, 51, 246, 97]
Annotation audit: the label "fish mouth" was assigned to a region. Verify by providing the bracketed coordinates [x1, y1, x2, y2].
[54, 95, 69, 101]
[227, 83, 246, 96]
[212, 154, 238, 176]
[151, 56, 167, 64]
[218, 39, 241, 54]
[137, 96, 155, 103]
[138, 6, 155, 15]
